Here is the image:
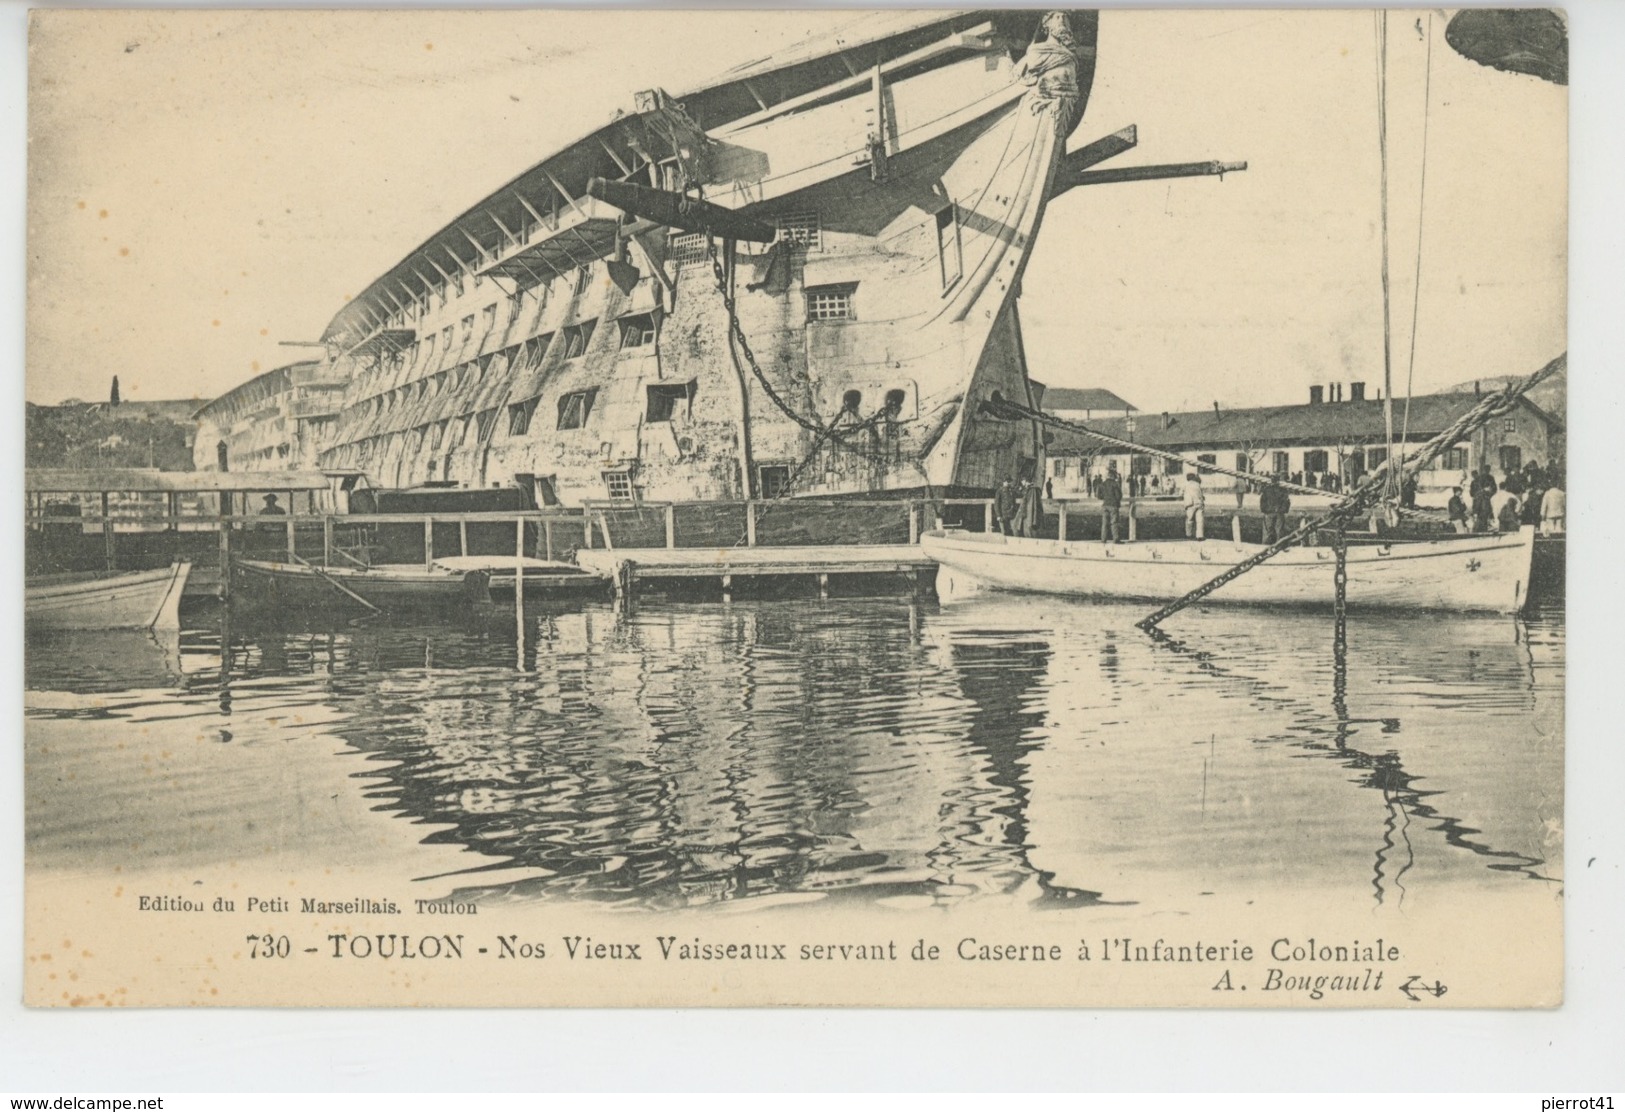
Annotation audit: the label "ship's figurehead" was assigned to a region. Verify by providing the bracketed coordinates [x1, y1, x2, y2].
[1015, 11, 1086, 136]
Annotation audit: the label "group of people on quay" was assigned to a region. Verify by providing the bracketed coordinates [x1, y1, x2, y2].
[994, 457, 1565, 545]
[1447, 460, 1565, 536]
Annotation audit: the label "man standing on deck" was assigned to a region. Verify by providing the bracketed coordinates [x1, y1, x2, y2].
[1099, 462, 1123, 544]
[995, 479, 1018, 536]
[1447, 486, 1469, 533]
[1183, 472, 1205, 540]
[1259, 473, 1291, 545]
[1540, 482, 1565, 534]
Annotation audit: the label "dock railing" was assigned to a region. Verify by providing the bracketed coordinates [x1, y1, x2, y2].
[27, 497, 1000, 575]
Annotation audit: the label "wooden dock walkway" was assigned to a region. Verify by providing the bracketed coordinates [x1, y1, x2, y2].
[576, 544, 936, 599]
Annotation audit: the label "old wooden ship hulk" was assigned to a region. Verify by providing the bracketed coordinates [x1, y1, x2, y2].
[299, 11, 1238, 507]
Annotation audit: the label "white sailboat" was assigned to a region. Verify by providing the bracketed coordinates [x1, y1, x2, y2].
[921, 528, 1534, 614]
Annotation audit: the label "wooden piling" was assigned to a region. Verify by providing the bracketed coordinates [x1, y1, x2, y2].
[1057, 502, 1068, 542]
[514, 516, 526, 639]
[423, 517, 435, 572]
[460, 520, 469, 556]
[907, 503, 919, 545]
[323, 516, 334, 568]
[286, 517, 297, 562]
[665, 504, 677, 549]
[101, 492, 115, 571]
[543, 519, 554, 562]
[745, 502, 758, 547]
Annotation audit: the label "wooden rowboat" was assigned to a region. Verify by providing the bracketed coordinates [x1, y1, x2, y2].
[230, 555, 607, 615]
[25, 562, 191, 631]
[921, 526, 1536, 614]
[230, 557, 492, 615]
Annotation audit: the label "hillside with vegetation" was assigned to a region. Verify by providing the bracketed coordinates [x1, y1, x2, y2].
[26, 399, 200, 471]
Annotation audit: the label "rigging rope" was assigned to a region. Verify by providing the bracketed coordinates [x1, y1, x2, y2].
[1131, 352, 1563, 630]
[1376, 10, 1397, 496]
[1401, 12, 1434, 451]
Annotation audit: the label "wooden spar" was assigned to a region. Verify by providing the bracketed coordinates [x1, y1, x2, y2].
[288, 553, 383, 614]
[487, 210, 520, 250]
[868, 58, 890, 181]
[459, 226, 490, 260]
[1059, 160, 1247, 192]
[426, 255, 456, 284]
[442, 244, 474, 276]
[597, 137, 633, 177]
[585, 177, 778, 242]
[512, 189, 548, 228]
[1063, 124, 1138, 173]
[378, 285, 409, 315]
[544, 171, 589, 220]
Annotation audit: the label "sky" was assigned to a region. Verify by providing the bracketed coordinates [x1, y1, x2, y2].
[26, 8, 1566, 412]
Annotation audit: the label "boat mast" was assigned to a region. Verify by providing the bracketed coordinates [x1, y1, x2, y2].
[1375, 10, 1396, 498]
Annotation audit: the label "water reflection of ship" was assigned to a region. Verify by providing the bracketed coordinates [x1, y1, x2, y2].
[186, 597, 1558, 909]
[202, 601, 1115, 908]
[928, 599, 1560, 905]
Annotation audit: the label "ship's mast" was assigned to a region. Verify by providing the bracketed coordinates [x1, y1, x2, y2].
[1375, 10, 1396, 497]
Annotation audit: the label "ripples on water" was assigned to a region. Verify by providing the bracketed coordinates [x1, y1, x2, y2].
[25, 596, 1564, 913]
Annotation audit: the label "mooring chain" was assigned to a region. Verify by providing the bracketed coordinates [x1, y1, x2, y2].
[706, 239, 898, 465]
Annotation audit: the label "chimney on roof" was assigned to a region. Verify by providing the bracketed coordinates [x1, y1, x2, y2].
[1310, 385, 1324, 405]
[1162, 411, 1171, 429]
[1349, 381, 1365, 402]
[1212, 401, 1221, 418]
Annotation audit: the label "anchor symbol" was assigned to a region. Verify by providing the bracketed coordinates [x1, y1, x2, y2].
[1400, 975, 1448, 1001]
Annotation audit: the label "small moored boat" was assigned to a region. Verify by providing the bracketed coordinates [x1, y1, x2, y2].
[230, 557, 493, 615]
[921, 527, 1536, 614]
[230, 555, 608, 615]
[26, 562, 192, 631]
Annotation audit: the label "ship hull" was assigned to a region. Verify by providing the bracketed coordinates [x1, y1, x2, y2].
[306, 12, 1099, 509]
[922, 527, 1536, 614]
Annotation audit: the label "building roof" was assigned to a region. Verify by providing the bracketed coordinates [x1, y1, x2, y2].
[1042, 387, 1137, 413]
[1045, 393, 1555, 454]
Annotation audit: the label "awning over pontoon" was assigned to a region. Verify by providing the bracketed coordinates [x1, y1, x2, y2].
[27, 469, 337, 493]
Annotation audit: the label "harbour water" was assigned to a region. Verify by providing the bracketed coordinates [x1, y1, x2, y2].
[25, 595, 1564, 916]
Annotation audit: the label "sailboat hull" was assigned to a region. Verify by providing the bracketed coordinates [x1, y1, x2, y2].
[922, 527, 1536, 614]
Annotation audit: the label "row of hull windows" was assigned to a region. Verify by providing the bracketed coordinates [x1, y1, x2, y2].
[509, 383, 692, 435]
[364, 271, 871, 423]
[594, 463, 801, 505]
[378, 376, 913, 455]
